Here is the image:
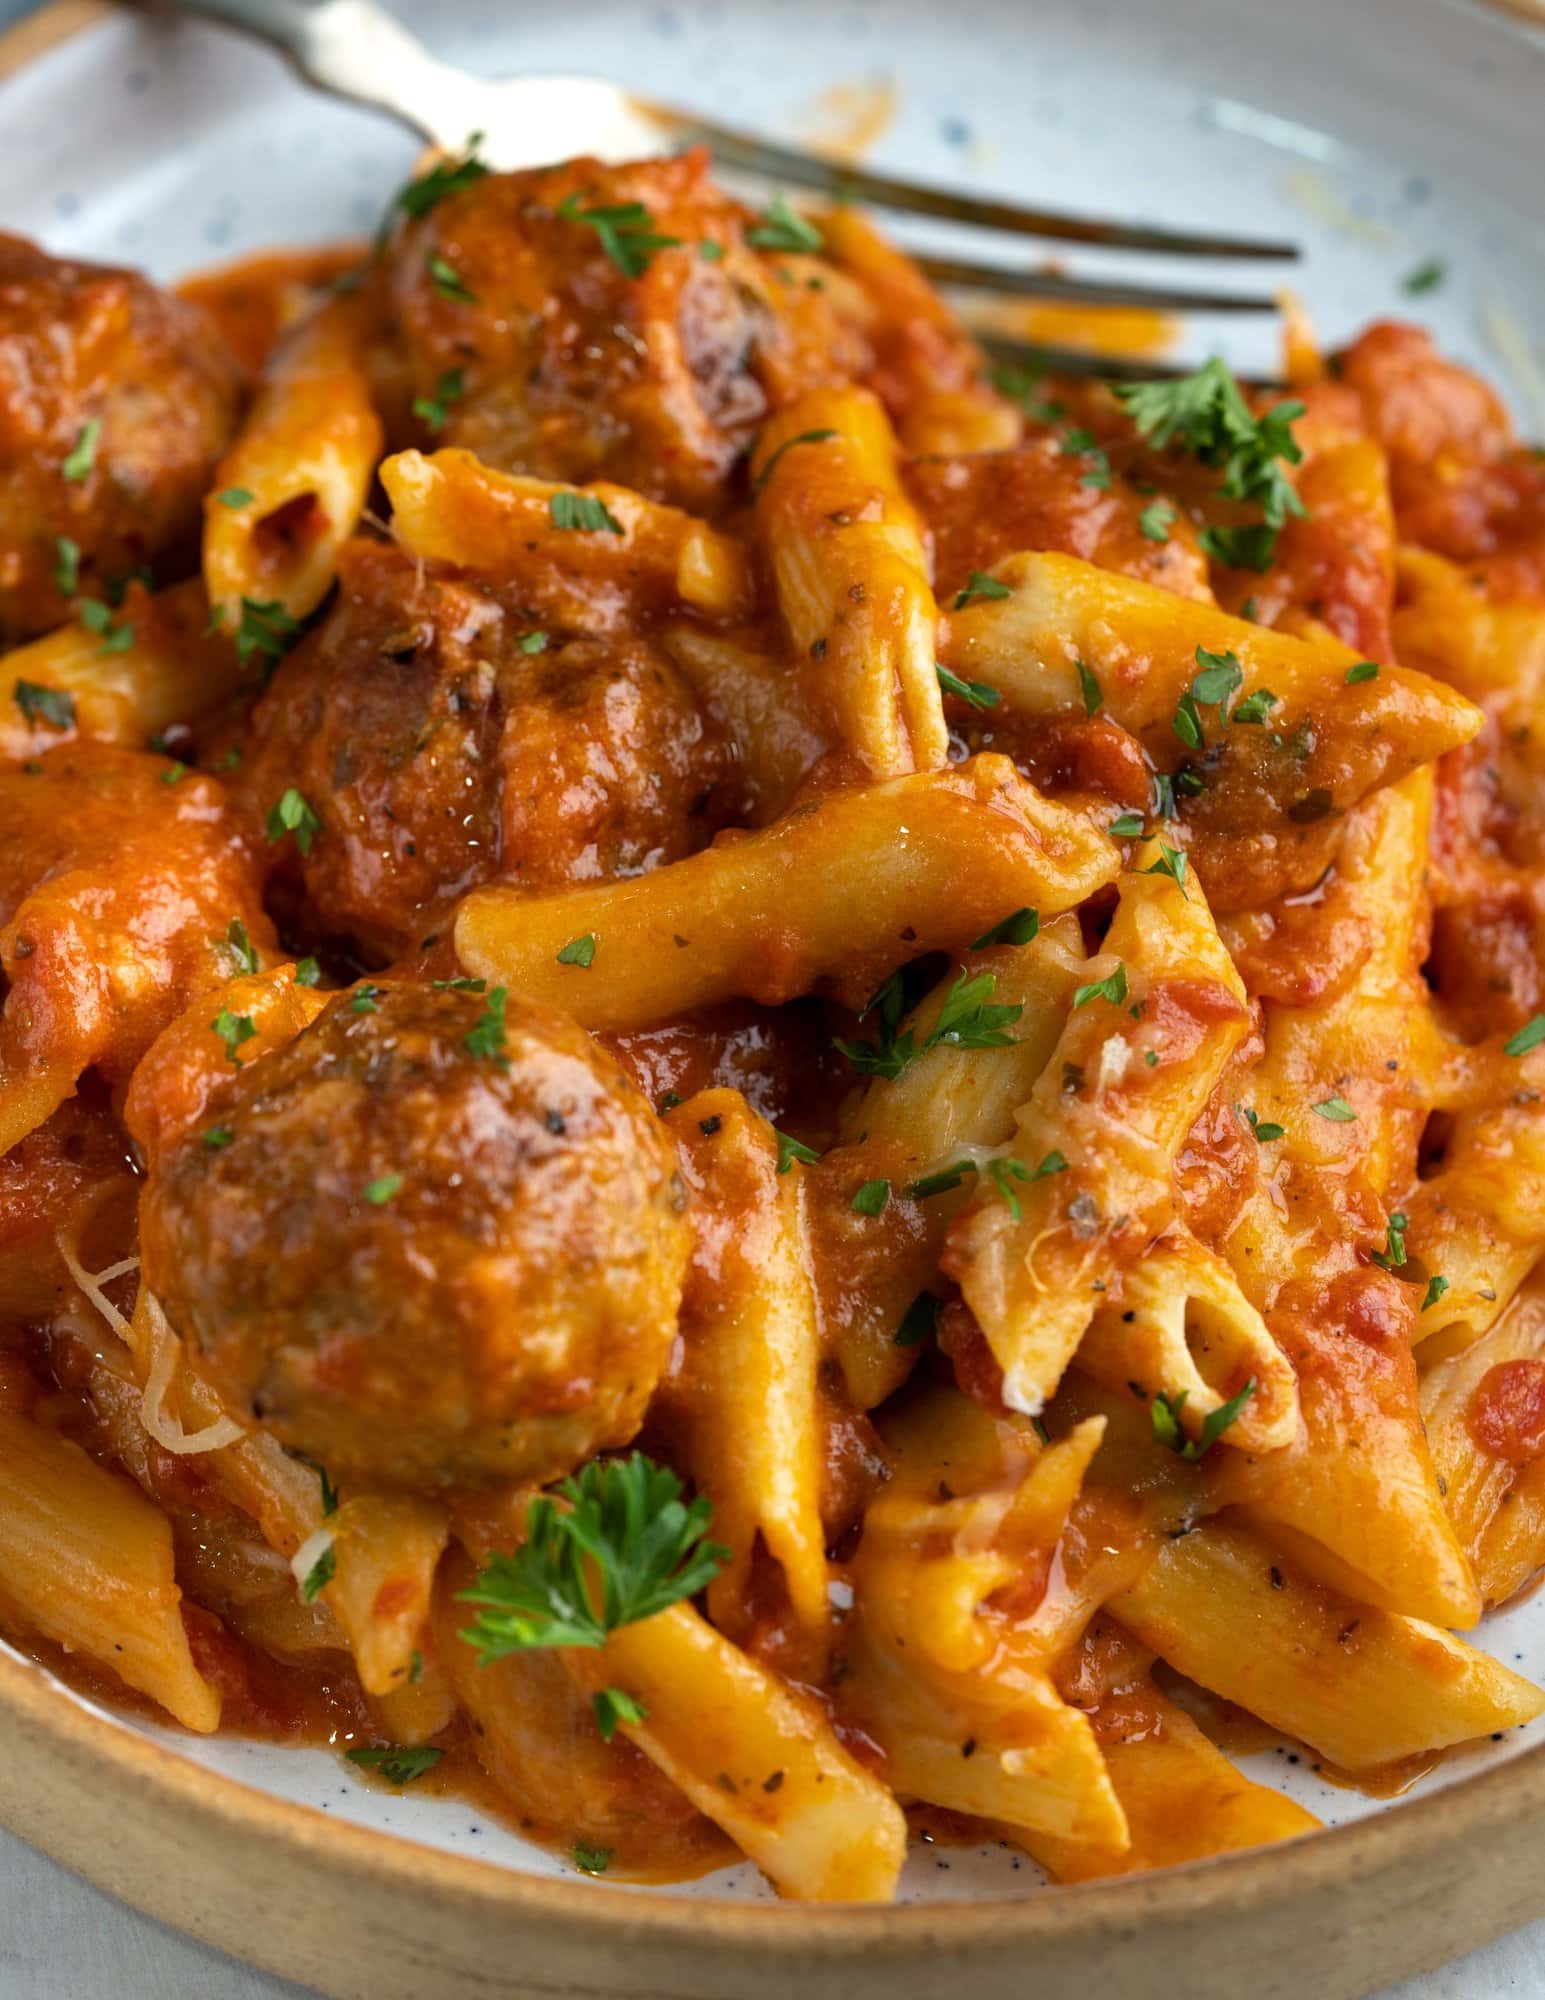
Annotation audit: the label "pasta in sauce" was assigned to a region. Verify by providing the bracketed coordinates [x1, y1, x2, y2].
[2, 141, 1545, 1899]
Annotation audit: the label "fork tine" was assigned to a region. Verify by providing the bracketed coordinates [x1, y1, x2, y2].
[974, 331, 1288, 389]
[645, 106, 1299, 260]
[915, 254, 1280, 315]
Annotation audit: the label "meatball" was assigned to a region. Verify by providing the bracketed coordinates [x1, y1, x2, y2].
[237, 539, 724, 961]
[139, 983, 691, 1492]
[0, 233, 243, 642]
[368, 150, 865, 513]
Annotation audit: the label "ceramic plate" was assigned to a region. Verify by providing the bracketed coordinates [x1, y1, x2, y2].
[2, 0, 1545, 1991]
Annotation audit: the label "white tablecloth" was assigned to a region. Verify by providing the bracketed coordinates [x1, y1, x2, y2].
[2, 1825, 1542, 1999]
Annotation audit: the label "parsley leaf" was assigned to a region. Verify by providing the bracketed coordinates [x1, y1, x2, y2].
[1421, 1274, 1451, 1313]
[1073, 964, 1129, 1010]
[428, 253, 478, 303]
[556, 933, 597, 968]
[1238, 1105, 1285, 1143]
[300, 1541, 335, 1602]
[1108, 812, 1144, 838]
[954, 570, 1012, 610]
[62, 419, 101, 483]
[391, 139, 489, 227]
[217, 486, 255, 509]
[1191, 645, 1245, 708]
[851, 1178, 891, 1217]
[1313, 1095, 1357, 1122]
[775, 1129, 819, 1174]
[14, 679, 75, 730]
[364, 1173, 403, 1207]
[1369, 1209, 1408, 1271]
[1075, 658, 1103, 717]
[936, 661, 1000, 710]
[236, 597, 302, 672]
[413, 367, 466, 435]
[79, 598, 133, 655]
[1137, 500, 1175, 543]
[1504, 1015, 1545, 1058]
[747, 195, 823, 255]
[970, 907, 1039, 950]
[1141, 842, 1189, 897]
[212, 1009, 256, 1065]
[1345, 659, 1380, 685]
[53, 535, 80, 596]
[1231, 687, 1279, 725]
[751, 427, 838, 497]
[221, 917, 260, 976]
[1115, 359, 1305, 570]
[550, 491, 625, 535]
[593, 1687, 647, 1742]
[1151, 1378, 1256, 1461]
[458, 1452, 729, 1662]
[572, 1842, 612, 1876]
[558, 193, 681, 278]
[1402, 257, 1447, 296]
[266, 787, 321, 856]
[464, 984, 510, 1067]
[895, 1291, 940, 1348]
[294, 957, 322, 987]
[346, 1744, 443, 1786]
[519, 630, 548, 654]
[202, 1125, 234, 1150]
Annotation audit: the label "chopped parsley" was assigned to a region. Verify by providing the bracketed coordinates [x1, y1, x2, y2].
[775, 1129, 820, 1174]
[556, 933, 597, 968]
[1313, 1095, 1358, 1122]
[1504, 1015, 1545, 1058]
[202, 1125, 234, 1150]
[908, 1154, 1065, 1203]
[593, 1687, 647, 1742]
[751, 427, 838, 497]
[1345, 659, 1380, 685]
[265, 786, 321, 856]
[747, 194, 823, 255]
[161, 762, 187, 786]
[53, 535, 80, 596]
[571, 1842, 612, 1876]
[1072, 964, 1129, 1010]
[1141, 842, 1189, 897]
[216, 486, 255, 509]
[1075, 658, 1103, 717]
[391, 139, 489, 226]
[62, 419, 101, 483]
[1109, 811, 1144, 838]
[1137, 500, 1175, 544]
[458, 1452, 729, 1661]
[79, 598, 133, 655]
[558, 193, 681, 278]
[236, 597, 302, 672]
[363, 1172, 403, 1207]
[1151, 1377, 1256, 1461]
[427, 253, 478, 303]
[936, 661, 1000, 710]
[464, 984, 510, 1066]
[13, 679, 75, 730]
[413, 367, 465, 434]
[550, 491, 625, 534]
[1115, 358, 1305, 570]
[835, 968, 1022, 1081]
[518, 630, 549, 654]
[1232, 687, 1279, 725]
[1191, 645, 1245, 708]
[992, 361, 1066, 426]
[1402, 257, 1447, 296]
[1370, 1210, 1408, 1272]
[954, 570, 1013, 610]
[221, 917, 260, 975]
[212, 1008, 256, 1065]
[970, 907, 1039, 950]
[294, 956, 322, 987]
[434, 975, 487, 993]
[300, 1541, 335, 1602]
[1421, 1274, 1451, 1313]
[851, 1178, 891, 1217]
[1238, 1105, 1285, 1143]
[345, 1745, 443, 1786]
[894, 1291, 940, 1349]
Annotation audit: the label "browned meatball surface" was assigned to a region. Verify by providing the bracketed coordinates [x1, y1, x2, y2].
[367, 149, 865, 514]
[140, 983, 691, 1492]
[236, 539, 725, 962]
[0, 233, 243, 642]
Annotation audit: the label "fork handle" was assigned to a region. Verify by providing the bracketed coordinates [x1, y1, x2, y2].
[152, 0, 494, 151]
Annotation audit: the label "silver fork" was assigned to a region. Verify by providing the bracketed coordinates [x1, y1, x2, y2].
[151, 0, 1300, 379]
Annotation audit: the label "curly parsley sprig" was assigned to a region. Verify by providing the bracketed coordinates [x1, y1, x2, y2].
[458, 1453, 729, 1664]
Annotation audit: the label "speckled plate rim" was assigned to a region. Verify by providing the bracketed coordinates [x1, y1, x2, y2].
[3, 4, 1545, 1996]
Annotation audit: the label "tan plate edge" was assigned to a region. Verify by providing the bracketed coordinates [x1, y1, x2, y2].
[3, 2, 1545, 1996]
[6, 1643, 1545, 2000]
